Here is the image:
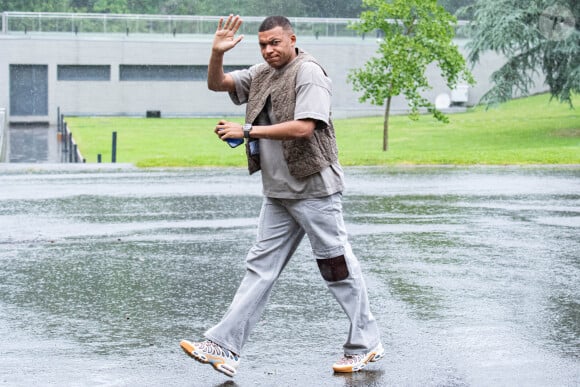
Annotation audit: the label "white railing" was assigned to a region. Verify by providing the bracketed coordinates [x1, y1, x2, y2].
[0, 12, 469, 38]
[0, 12, 362, 38]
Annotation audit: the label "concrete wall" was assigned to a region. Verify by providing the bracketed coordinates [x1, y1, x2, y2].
[0, 33, 547, 124]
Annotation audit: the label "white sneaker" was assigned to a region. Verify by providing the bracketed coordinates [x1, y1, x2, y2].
[332, 342, 385, 373]
[180, 339, 240, 377]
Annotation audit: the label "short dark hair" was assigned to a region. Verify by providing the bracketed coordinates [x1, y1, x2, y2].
[259, 16, 294, 33]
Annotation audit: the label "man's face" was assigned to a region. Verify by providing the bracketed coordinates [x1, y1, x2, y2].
[258, 26, 297, 69]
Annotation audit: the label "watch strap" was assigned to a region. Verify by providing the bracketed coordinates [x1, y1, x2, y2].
[243, 123, 252, 139]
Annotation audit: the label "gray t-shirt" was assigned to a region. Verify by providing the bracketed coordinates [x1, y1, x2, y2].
[229, 61, 344, 199]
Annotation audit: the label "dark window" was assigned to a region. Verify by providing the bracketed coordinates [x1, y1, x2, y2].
[10, 64, 48, 116]
[119, 65, 250, 81]
[120, 65, 204, 81]
[224, 65, 250, 73]
[58, 65, 111, 81]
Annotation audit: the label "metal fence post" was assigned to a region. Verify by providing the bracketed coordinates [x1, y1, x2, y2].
[68, 132, 73, 162]
[111, 131, 117, 163]
[63, 122, 68, 153]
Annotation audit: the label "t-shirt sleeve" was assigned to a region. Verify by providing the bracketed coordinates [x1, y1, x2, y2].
[294, 62, 332, 128]
[228, 65, 258, 105]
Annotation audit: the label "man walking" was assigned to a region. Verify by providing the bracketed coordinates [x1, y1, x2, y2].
[180, 15, 383, 377]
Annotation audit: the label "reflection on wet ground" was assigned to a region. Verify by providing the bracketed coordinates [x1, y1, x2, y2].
[0, 165, 578, 386]
[8, 124, 60, 163]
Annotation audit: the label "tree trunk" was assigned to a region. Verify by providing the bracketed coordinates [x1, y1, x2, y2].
[383, 95, 392, 151]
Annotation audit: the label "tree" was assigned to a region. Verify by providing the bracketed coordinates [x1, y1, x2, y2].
[348, 0, 474, 151]
[92, 0, 128, 13]
[460, 0, 579, 107]
[0, 0, 374, 17]
[161, 0, 199, 15]
[0, 0, 70, 12]
[304, 0, 364, 18]
[437, 0, 474, 16]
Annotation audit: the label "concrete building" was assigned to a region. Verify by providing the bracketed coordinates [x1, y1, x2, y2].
[0, 12, 546, 127]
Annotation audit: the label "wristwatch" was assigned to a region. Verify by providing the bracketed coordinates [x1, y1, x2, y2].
[243, 123, 253, 139]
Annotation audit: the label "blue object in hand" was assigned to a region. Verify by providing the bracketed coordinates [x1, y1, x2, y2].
[226, 138, 244, 148]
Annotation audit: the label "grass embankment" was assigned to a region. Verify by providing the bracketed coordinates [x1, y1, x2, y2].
[66, 93, 579, 167]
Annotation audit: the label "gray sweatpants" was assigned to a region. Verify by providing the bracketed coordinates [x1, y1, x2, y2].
[205, 193, 381, 356]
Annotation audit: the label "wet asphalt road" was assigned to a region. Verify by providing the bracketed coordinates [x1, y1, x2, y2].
[0, 165, 578, 386]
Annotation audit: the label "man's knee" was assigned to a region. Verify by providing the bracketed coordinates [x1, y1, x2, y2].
[317, 255, 349, 282]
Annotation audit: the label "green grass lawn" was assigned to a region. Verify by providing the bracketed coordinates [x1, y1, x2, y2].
[66, 93, 579, 167]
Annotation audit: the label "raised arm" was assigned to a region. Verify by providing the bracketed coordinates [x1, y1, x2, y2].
[208, 15, 244, 92]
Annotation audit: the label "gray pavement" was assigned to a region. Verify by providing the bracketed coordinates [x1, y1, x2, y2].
[0, 165, 579, 386]
[7, 124, 61, 163]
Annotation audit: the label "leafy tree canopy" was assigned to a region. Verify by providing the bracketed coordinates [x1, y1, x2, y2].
[348, 0, 474, 150]
[461, 0, 579, 106]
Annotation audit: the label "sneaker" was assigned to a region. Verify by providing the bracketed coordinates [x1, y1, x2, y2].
[180, 339, 240, 377]
[332, 342, 385, 373]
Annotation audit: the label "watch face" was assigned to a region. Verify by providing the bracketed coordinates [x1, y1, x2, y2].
[243, 124, 252, 138]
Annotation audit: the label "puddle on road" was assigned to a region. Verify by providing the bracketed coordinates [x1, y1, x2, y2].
[0, 166, 578, 386]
